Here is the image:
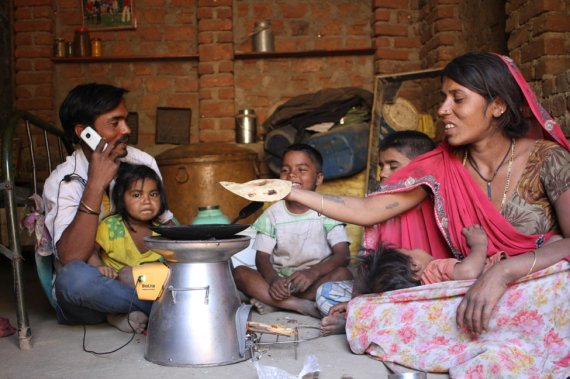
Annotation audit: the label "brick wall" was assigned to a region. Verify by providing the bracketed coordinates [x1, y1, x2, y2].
[233, 0, 373, 139]
[424, 0, 506, 133]
[12, 0, 374, 146]
[506, 0, 570, 135]
[10, 0, 570, 147]
[14, 0, 54, 123]
[373, 0, 421, 74]
[198, 0, 235, 143]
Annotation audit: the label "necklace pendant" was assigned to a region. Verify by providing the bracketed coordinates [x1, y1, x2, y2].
[486, 181, 492, 200]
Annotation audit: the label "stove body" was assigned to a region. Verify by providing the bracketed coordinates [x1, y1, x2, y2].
[143, 236, 252, 367]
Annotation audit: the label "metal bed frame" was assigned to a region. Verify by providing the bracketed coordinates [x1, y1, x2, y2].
[1, 110, 73, 349]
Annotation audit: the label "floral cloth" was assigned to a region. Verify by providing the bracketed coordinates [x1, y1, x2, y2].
[21, 193, 53, 257]
[346, 261, 570, 378]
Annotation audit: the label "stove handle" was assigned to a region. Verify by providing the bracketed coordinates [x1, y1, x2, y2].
[167, 285, 210, 304]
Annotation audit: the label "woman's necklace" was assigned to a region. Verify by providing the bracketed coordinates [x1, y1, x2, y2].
[464, 139, 515, 205]
[500, 139, 515, 208]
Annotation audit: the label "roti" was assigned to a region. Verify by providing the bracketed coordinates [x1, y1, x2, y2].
[219, 179, 292, 202]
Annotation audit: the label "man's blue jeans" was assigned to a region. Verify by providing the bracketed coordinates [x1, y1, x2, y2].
[54, 260, 153, 325]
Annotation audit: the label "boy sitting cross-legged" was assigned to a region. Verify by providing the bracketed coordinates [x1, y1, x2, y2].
[233, 144, 352, 318]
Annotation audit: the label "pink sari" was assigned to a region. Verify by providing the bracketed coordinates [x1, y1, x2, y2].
[364, 54, 570, 259]
[351, 54, 570, 377]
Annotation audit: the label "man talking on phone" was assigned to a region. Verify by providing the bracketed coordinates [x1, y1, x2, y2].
[43, 83, 174, 333]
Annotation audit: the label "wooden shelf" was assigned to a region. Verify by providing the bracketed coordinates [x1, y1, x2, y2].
[234, 47, 375, 60]
[52, 54, 199, 63]
[51, 49, 374, 63]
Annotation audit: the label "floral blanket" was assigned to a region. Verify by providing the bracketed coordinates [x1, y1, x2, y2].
[346, 261, 570, 378]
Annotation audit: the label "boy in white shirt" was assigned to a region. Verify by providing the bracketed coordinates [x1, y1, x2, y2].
[233, 144, 352, 317]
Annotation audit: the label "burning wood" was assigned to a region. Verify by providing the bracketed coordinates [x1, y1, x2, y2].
[246, 321, 298, 337]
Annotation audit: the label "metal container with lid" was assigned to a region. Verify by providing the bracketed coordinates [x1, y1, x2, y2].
[53, 38, 66, 57]
[252, 20, 274, 52]
[73, 27, 91, 57]
[235, 109, 257, 144]
[156, 143, 260, 224]
[91, 38, 102, 57]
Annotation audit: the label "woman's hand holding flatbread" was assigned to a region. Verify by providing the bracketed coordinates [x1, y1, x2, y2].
[219, 179, 292, 202]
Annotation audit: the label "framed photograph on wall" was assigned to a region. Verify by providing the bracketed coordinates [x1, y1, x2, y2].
[81, 0, 137, 31]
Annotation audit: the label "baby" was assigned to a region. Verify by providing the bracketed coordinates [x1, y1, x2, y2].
[357, 225, 493, 293]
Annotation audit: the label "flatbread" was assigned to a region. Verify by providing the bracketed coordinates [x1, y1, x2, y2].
[219, 179, 292, 202]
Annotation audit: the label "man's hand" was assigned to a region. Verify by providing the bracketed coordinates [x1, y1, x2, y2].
[85, 133, 126, 191]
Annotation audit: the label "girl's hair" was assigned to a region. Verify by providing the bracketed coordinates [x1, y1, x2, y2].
[112, 163, 168, 229]
[442, 51, 530, 138]
[355, 244, 420, 294]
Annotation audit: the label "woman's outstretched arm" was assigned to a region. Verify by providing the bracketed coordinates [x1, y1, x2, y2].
[287, 186, 428, 226]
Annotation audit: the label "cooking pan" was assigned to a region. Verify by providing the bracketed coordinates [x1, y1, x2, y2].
[150, 201, 263, 240]
[150, 224, 250, 241]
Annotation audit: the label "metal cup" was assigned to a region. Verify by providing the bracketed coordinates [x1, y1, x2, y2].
[235, 109, 257, 144]
[252, 20, 274, 52]
[388, 373, 427, 379]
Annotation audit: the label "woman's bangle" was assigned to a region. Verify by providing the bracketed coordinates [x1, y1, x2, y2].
[318, 195, 324, 216]
[80, 201, 100, 215]
[525, 250, 537, 277]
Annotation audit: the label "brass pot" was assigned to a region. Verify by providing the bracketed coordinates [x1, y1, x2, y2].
[156, 143, 260, 224]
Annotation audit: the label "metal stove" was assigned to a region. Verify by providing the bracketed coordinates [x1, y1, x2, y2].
[143, 235, 253, 367]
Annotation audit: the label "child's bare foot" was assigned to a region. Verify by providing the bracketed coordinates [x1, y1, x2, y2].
[320, 313, 347, 336]
[107, 311, 148, 333]
[462, 225, 488, 251]
[251, 298, 278, 315]
[238, 290, 250, 303]
[296, 299, 321, 318]
[251, 298, 320, 318]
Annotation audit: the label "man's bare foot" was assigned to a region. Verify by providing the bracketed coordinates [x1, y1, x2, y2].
[320, 313, 347, 336]
[251, 298, 278, 315]
[107, 311, 148, 333]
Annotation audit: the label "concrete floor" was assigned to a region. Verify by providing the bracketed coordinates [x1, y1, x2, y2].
[0, 255, 449, 379]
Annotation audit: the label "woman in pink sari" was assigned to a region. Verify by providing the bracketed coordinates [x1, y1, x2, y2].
[286, 51, 570, 335]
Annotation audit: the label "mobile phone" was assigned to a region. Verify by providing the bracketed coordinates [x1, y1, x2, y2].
[80, 126, 107, 151]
